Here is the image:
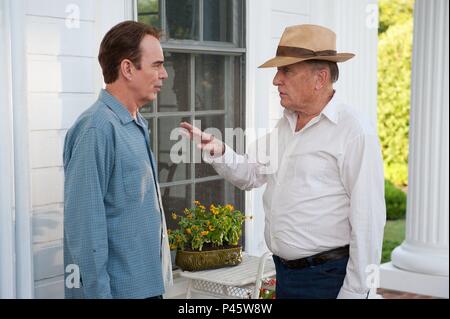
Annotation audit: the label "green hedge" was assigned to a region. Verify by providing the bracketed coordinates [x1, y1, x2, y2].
[377, 0, 414, 187]
[385, 179, 407, 220]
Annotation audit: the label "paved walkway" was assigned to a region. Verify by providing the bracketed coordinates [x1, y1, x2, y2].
[377, 288, 436, 299]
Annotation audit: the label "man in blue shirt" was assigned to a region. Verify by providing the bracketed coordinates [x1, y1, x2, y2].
[63, 21, 172, 299]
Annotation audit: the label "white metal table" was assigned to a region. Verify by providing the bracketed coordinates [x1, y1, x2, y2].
[179, 252, 276, 299]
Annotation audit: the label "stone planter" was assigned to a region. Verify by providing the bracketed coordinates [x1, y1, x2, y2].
[175, 245, 242, 271]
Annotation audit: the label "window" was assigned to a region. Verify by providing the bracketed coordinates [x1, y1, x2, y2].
[137, 1, 246, 234]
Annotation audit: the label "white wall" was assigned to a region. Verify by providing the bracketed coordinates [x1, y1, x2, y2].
[245, 0, 378, 255]
[26, 0, 134, 299]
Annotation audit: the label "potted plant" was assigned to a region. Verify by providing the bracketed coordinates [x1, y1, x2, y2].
[168, 201, 251, 271]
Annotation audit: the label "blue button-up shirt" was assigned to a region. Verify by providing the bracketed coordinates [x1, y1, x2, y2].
[63, 89, 164, 298]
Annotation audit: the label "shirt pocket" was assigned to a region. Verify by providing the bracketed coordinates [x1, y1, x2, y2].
[121, 158, 154, 201]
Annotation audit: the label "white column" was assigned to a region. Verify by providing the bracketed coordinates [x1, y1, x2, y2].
[380, 0, 449, 298]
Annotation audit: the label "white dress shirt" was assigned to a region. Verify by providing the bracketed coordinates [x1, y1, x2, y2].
[207, 95, 386, 299]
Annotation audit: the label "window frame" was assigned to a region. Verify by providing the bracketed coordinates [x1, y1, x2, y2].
[134, 0, 246, 211]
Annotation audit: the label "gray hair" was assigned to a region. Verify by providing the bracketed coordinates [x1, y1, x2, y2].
[304, 60, 339, 83]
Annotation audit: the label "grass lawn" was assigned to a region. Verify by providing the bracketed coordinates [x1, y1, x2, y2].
[382, 219, 406, 263]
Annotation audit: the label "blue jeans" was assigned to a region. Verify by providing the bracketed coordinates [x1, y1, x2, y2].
[273, 255, 349, 299]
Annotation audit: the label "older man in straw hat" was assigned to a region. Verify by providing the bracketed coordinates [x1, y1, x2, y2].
[180, 25, 385, 299]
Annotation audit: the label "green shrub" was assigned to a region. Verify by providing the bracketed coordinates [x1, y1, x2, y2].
[382, 219, 406, 263]
[385, 179, 407, 220]
[377, 0, 414, 187]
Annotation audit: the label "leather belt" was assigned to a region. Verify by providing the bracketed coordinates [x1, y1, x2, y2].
[278, 245, 349, 269]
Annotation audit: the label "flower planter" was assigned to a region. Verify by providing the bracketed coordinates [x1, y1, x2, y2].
[175, 245, 242, 271]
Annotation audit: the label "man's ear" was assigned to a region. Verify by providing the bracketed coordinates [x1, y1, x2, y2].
[119, 59, 134, 81]
[315, 68, 329, 90]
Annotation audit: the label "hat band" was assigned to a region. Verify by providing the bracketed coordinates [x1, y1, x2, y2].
[276, 46, 337, 58]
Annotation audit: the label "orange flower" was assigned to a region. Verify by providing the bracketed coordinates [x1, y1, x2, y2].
[200, 231, 209, 236]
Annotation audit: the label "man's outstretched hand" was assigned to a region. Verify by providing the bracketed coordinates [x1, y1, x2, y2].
[179, 122, 225, 158]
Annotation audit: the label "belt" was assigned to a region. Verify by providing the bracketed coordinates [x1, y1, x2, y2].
[277, 245, 349, 270]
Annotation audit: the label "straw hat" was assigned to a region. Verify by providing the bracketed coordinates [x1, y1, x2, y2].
[259, 24, 355, 68]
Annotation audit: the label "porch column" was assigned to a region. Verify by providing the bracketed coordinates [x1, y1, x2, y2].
[380, 0, 449, 298]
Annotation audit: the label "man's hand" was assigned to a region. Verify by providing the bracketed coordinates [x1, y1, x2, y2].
[179, 122, 225, 158]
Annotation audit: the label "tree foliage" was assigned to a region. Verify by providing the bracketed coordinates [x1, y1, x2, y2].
[378, 0, 414, 186]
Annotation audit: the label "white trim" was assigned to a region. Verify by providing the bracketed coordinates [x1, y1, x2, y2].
[125, 0, 137, 21]
[244, 0, 272, 257]
[0, 0, 16, 299]
[380, 262, 449, 298]
[11, 0, 34, 299]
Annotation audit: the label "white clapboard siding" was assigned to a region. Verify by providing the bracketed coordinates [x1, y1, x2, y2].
[30, 130, 66, 169]
[28, 93, 96, 130]
[26, 0, 95, 21]
[33, 240, 63, 281]
[270, 11, 309, 40]
[271, 0, 310, 15]
[26, 0, 132, 299]
[33, 211, 63, 244]
[35, 276, 64, 299]
[27, 16, 96, 57]
[31, 167, 64, 207]
[268, 1, 310, 126]
[28, 55, 96, 93]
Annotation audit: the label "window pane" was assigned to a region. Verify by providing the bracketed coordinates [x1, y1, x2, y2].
[195, 55, 225, 110]
[158, 52, 190, 112]
[203, 0, 233, 42]
[195, 179, 224, 207]
[158, 116, 191, 183]
[141, 100, 155, 114]
[195, 115, 224, 178]
[195, 179, 243, 208]
[137, 0, 161, 28]
[162, 184, 191, 230]
[166, 0, 199, 40]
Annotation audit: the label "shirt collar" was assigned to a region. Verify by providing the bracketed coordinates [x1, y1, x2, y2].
[283, 91, 340, 128]
[320, 93, 340, 125]
[136, 112, 149, 127]
[99, 89, 135, 125]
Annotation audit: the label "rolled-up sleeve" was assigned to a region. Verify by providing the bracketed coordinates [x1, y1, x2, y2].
[338, 133, 386, 299]
[63, 127, 114, 298]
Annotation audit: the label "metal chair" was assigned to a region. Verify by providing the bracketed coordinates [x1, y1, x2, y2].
[180, 252, 275, 299]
